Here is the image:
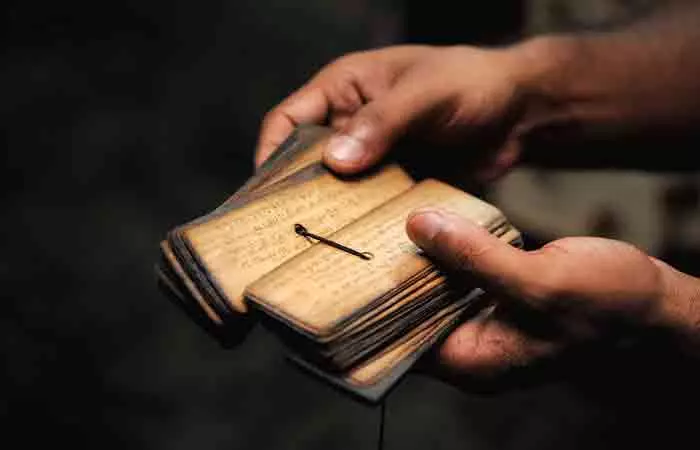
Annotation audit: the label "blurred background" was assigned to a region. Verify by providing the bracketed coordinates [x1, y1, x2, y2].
[2, 0, 699, 449]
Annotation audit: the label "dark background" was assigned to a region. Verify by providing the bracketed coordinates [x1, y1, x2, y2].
[2, 1, 699, 449]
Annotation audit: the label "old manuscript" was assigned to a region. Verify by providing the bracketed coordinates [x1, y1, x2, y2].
[157, 125, 521, 401]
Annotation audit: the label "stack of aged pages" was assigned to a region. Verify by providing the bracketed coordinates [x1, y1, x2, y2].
[157, 125, 521, 401]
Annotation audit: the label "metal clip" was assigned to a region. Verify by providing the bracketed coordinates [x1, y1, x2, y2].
[294, 224, 373, 260]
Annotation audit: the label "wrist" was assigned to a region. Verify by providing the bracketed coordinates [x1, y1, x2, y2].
[650, 258, 700, 355]
[508, 34, 582, 104]
[502, 34, 596, 145]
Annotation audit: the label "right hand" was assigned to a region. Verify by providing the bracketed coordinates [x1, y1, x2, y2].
[255, 44, 541, 181]
[406, 208, 700, 375]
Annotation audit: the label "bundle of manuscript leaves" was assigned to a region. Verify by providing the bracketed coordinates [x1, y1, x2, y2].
[157, 125, 520, 401]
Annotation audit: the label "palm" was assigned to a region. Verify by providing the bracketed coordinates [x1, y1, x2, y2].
[437, 237, 663, 375]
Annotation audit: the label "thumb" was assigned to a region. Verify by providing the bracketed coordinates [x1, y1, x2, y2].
[324, 84, 437, 174]
[406, 208, 551, 303]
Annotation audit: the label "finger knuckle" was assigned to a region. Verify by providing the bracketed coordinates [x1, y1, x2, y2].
[452, 239, 481, 273]
[325, 79, 362, 112]
[354, 104, 386, 132]
[261, 107, 282, 127]
[449, 234, 494, 274]
[520, 267, 565, 304]
[327, 52, 363, 73]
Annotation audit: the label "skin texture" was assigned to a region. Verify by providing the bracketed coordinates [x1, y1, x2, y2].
[255, 3, 700, 375]
[256, 45, 527, 182]
[406, 208, 696, 375]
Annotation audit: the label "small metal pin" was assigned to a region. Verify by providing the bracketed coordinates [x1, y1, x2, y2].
[294, 224, 373, 260]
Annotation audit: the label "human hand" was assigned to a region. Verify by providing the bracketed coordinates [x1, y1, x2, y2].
[255, 44, 542, 181]
[406, 208, 700, 375]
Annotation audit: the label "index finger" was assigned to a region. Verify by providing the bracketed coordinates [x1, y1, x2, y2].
[255, 86, 330, 168]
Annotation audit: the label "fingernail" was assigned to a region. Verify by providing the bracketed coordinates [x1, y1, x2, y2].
[408, 209, 446, 245]
[327, 134, 365, 163]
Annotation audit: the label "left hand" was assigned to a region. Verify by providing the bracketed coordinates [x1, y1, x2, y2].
[254, 44, 536, 181]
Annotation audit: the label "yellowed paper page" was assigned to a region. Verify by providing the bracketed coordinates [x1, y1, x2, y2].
[248, 179, 513, 334]
[184, 165, 414, 312]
